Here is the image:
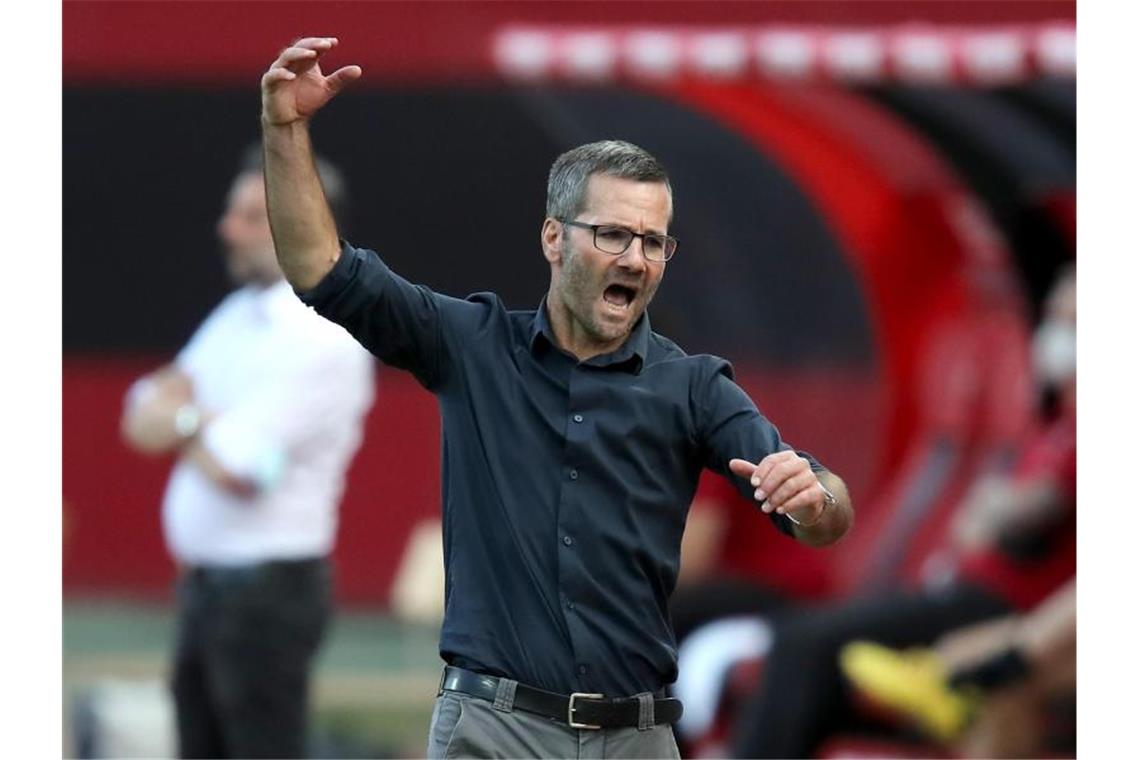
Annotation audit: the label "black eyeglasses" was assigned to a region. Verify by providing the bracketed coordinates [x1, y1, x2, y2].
[560, 219, 678, 262]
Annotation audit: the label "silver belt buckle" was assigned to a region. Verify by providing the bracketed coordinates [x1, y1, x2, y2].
[568, 692, 604, 730]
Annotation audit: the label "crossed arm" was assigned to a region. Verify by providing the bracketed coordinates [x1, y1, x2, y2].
[120, 367, 258, 497]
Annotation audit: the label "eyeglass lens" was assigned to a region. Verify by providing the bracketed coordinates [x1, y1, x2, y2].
[595, 226, 674, 261]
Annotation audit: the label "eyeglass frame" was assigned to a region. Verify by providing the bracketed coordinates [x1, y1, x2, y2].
[559, 219, 678, 262]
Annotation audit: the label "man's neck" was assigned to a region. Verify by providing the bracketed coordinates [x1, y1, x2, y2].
[544, 291, 624, 363]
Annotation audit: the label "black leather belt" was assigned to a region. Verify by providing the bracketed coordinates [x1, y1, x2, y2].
[439, 665, 683, 730]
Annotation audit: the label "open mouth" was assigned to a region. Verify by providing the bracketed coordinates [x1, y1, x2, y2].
[602, 284, 637, 310]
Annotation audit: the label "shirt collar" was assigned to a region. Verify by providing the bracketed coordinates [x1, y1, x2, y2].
[529, 297, 649, 373]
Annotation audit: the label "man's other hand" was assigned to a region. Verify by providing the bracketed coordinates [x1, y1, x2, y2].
[261, 37, 362, 127]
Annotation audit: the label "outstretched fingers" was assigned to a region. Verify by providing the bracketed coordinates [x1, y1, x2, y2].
[268, 37, 336, 74]
[262, 66, 297, 86]
[291, 36, 338, 50]
[268, 45, 319, 79]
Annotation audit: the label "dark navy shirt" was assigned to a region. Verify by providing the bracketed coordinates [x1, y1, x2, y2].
[300, 241, 824, 697]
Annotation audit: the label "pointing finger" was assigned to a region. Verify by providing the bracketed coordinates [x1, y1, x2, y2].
[729, 458, 757, 479]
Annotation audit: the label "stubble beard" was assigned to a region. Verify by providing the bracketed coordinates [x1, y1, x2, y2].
[560, 247, 654, 346]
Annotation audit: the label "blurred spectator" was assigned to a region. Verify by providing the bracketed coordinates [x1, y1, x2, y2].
[120, 146, 374, 759]
[725, 267, 1075, 759]
[841, 578, 1076, 757]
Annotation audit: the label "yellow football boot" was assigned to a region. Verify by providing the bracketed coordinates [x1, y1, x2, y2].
[840, 640, 979, 742]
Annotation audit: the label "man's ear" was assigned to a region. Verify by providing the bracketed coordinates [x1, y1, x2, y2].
[541, 218, 562, 264]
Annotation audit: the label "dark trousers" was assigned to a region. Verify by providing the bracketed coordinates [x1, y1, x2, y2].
[171, 558, 332, 759]
[730, 581, 1010, 759]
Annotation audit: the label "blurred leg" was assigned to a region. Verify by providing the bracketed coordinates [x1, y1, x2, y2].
[729, 582, 1008, 759]
[935, 615, 1020, 673]
[171, 576, 226, 759]
[203, 561, 332, 758]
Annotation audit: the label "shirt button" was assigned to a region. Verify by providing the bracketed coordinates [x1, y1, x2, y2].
[566, 599, 575, 610]
[578, 664, 589, 675]
[573, 414, 584, 423]
[562, 535, 574, 546]
[569, 469, 579, 480]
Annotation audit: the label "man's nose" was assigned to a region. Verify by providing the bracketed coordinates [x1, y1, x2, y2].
[618, 237, 648, 271]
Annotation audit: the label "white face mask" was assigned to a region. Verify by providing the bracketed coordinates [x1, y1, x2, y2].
[1032, 319, 1076, 386]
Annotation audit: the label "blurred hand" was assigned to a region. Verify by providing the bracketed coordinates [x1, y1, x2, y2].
[121, 366, 196, 454]
[729, 450, 826, 524]
[261, 37, 362, 127]
[950, 476, 1015, 551]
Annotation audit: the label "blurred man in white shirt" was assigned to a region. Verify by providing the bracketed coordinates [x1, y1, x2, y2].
[121, 147, 375, 758]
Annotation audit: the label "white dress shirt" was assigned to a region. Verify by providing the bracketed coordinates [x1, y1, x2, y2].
[160, 279, 374, 566]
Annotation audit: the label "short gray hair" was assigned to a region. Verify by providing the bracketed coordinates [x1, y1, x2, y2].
[546, 140, 672, 222]
[239, 143, 350, 228]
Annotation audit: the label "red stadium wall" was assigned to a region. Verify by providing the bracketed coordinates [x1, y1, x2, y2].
[63, 1, 1074, 86]
[63, 358, 880, 604]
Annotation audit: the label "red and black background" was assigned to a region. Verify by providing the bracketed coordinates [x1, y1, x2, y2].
[63, 1, 1075, 604]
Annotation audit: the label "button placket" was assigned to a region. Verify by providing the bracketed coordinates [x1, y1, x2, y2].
[559, 367, 596, 688]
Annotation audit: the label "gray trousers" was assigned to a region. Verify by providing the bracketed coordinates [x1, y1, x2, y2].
[426, 690, 681, 759]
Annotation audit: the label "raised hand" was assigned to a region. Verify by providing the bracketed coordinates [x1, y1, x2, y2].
[261, 37, 362, 127]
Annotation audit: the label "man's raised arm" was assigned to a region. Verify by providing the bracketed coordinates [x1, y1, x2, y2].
[260, 36, 362, 291]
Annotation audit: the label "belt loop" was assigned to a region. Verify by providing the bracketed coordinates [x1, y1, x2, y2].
[437, 666, 448, 697]
[493, 677, 518, 712]
[636, 692, 655, 731]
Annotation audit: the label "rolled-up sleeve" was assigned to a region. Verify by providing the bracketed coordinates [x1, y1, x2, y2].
[298, 240, 447, 389]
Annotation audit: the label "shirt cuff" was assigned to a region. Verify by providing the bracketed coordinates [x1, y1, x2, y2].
[797, 449, 826, 473]
[295, 239, 363, 309]
[201, 418, 287, 493]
